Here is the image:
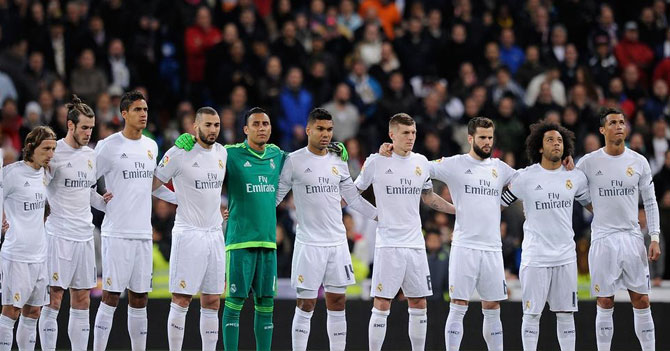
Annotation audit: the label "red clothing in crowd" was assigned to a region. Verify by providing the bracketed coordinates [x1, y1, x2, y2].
[614, 38, 654, 70]
[184, 25, 222, 83]
[653, 58, 670, 88]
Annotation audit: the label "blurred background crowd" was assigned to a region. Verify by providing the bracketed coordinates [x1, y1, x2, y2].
[1, 0, 670, 299]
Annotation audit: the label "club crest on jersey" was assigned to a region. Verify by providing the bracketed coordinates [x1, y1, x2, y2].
[331, 166, 339, 176]
[147, 150, 154, 160]
[566, 179, 573, 190]
[376, 283, 383, 292]
[43, 177, 47, 185]
[415, 166, 422, 176]
[298, 275, 304, 283]
[270, 159, 276, 169]
[219, 160, 224, 169]
[88, 159, 93, 169]
[525, 300, 531, 310]
[159, 155, 170, 168]
[491, 168, 498, 178]
[449, 285, 454, 293]
[179, 280, 186, 289]
[106, 277, 112, 287]
[52, 272, 59, 281]
[230, 284, 237, 293]
[13, 293, 20, 302]
[594, 284, 600, 293]
[626, 166, 634, 177]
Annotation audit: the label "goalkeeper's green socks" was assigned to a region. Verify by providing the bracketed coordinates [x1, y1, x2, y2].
[254, 297, 274, 351]
[222, 298, 243, 350]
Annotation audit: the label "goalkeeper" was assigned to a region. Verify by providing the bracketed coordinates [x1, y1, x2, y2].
[175, 107, 347, 350]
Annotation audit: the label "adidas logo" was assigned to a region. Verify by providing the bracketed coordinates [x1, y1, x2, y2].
[465, 169, 472, 174]
[595, 170, 603, 176]
[192, 162, 200, 168]
[24, 181, 30, 187]
[304, 168, 312, 173]
[244, 161, 252, 168]
[534, 185, 543, 190]
[120, 153, 128, 159]
[385, 169, 393, 174]
[66, 162, 72, 168]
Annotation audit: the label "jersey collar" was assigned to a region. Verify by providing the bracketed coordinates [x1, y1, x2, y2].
[244, 139, 267, 159]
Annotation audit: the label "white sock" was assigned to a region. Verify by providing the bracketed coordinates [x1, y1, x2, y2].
[595, 306, 614, 351]
[16, 315, 38, 350]
[291, 307, 313, 351]
[556, 312, 576, 351]
[127, 306, 148, 351]
[68, 308, 90, 351]
[482, 308, 503, 351]
[521, 314, 540, 351]
[326, 309, 346, 351]
[445, 303, 467, 351]
[38, 306, 59, 351]
[199, 308, 219, 351]
[0, 315, 16, 351]
[633, 307, 655, 351]
[93, 302, 116, 351]
[368, 307, 389, 351]
[408, 308, 427, 351]
[167, 303, 188, 351]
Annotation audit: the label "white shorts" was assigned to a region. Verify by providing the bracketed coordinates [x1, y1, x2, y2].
[448, 246, 508, 301]
[1, 260, 49, 308]
[169, 229, 225, 295]
[370, 247, 432, 299]
[101, 236, 153, 293]
[520, 262, 578, 315]
[589, 234, 651, 297]
[47, 235, 96, 290]
[292, 241, 354, 299]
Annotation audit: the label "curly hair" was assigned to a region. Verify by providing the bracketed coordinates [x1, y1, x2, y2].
[525, 121, 575, 164]
[22, 126, 57, 162]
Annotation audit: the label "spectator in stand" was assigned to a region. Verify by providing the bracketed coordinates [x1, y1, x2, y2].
[184, 6, 222, 103]
[69, 49, 108, 105]
[644, 80, 670, 122]
[346, 59, 382, 119]
[650, 119, 670, 174]
[278, 67, 312, 151]
[358, 0, 401, 40]
[369, 41, 400, 84]
[560, 44, 580, 89]
[256, 56, 283, 108]
[425, 229, 449, 301]
[394, 16, 435, 79]
[356, 23, 383, 67]
[25, 51, 57, 100]
[322, 83, 360, 142]
[494, 95, 525, 158]
[377, 70, 415, 127]
[614, 21, 655, 77]
[489, 66, 525, 105]
[338, 0, 363, 37]
[516, 45, 544, 89]
[655, 27, 670, 59]
[589, 33, 618, 90]
[622, 63, 648, 105]
[544, 24, 569, 65]
[525, 65, 567, 107]
[105, 39, 135, 91]
[499, 28, 524, 75]
[654, 150, 670, 200]
[271, 20, 307, 70]
[439, 23, 472, 82]
[526, 81, 563, 126]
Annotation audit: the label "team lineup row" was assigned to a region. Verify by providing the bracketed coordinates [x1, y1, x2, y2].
[0, 90, 662, 351]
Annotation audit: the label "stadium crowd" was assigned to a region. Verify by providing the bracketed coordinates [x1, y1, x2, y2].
[1, 0, 670, 298]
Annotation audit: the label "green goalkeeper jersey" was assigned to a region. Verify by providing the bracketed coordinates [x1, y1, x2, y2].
[224, 140, 286, 251]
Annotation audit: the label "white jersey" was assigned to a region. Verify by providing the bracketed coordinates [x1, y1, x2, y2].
[155, 143, 227, 230]
[95, 132, 158, 239]
[354, 152, 432, 249]
[430, 154, 516, 251]
[45, 139, 96, 241]
[277, 147, 357, 246]
[576, 147, 656, 240]
[1, 162, 48, 262]
[505, 164, 589, 267]
[0, 148, 3, 224]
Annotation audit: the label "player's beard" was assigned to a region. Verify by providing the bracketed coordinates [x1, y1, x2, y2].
[198, 128, 216, 145]
[473, 142, 491, 159]
[73, 128, 88, 147]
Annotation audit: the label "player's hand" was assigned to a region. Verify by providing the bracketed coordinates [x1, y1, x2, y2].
[175, 133, 195, 151]
[649, 241, 661, 261]
[1, 219, 8, 234]
[223, 209, 229, 221]
[562, 155, 575, 170]
[102, 192, 113, 203]
[379, 143, 393, 157]
[327, 142, 349, 161]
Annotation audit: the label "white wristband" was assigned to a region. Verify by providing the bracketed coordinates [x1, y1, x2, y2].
[650, 233, 660, 243]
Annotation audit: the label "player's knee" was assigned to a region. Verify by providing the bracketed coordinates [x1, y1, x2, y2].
[631, 293, 650, 309]
[1, 306, 21, 320]
[481, 300, 500, 310]
[296, 298, 317, 312]
[128, 291, 148, 308]
[254, 296, 274, 313]
[325, 294, 345, 311]
[597, 297, 615, 309]
[101, 291, 121, 307]
[172, 293, 193, 308]
[407, 297, 427, 309]
[451, 299, 469, 306]
[69, 289, 90, 310]
[22, 305, 41, 319]
[200, 294, 220, 310]
[48, 287, 65, 310]
[373, 297, 391, 311]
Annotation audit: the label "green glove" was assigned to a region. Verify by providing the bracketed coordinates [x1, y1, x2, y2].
[175, 133, 195, 151]
[327, 141, 349, 162]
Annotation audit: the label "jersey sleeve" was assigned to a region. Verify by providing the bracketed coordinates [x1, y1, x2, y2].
[354, 154, 377, 191]
[500, 160, 517, 186]
[276, 154, 293, 205]
[2, 166, 12, 199]
[94, 139, 111, 179]
[422, 159, 433, 190]
[44, 162, 56, 186]
[574, 169, 591, 205]
[429, 157, 450, 182]
[575, 154, 588, 174]
[154, 146, 183, 183]
[639, 157, 661, 235]
[502, 170, 523, 206]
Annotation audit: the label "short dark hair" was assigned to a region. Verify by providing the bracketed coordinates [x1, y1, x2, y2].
[23, 126, 57, 161]
[244, 107, 269, 124]
[307, 108, 332, 125]
[389, 113, 415, 129]
[598, 107, 624, 127]
[66, 95, 94, 126]
[195, 106, 218, 121]
[119, 90, 145, 112]
[467, 116, 494, 135]
[525, 121, 575, 164]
